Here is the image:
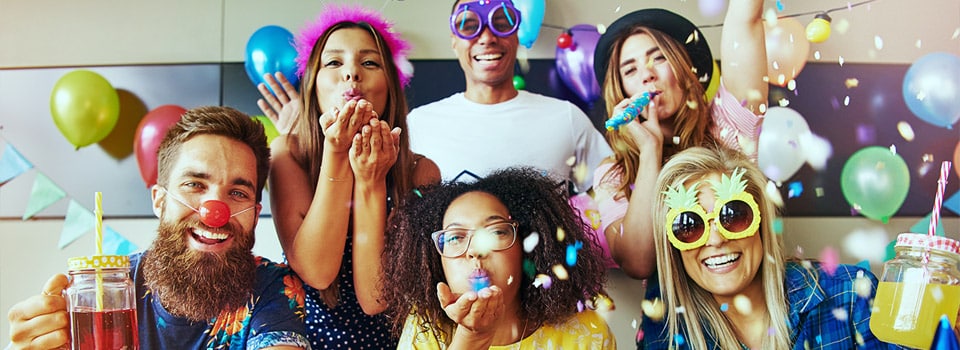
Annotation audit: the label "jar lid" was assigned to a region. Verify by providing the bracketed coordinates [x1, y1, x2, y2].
[68, 255, 130, 270]
[895, 233, 960, 254]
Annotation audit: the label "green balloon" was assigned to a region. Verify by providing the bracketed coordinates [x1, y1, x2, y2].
[252, 115, 279, 146]
[840, 146, 910, 222]
[49, 70, 120, 149]
[512, 75, 526, 90]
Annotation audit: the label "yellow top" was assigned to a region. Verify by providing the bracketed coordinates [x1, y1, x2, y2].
[398, 309, 616, 350]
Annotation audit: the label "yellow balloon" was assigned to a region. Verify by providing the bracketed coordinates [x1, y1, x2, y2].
[705, 60, 721, 101]
[49, 70, 120, 149]
[805, 14, 832, 44]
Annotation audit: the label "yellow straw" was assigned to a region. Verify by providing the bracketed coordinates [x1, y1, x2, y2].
[95, 192, 104, 311]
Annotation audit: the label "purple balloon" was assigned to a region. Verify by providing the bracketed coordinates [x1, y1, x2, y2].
[555, 24, 601, 105]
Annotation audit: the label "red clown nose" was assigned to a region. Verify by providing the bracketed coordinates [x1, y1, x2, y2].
[199, 200, 231, 228]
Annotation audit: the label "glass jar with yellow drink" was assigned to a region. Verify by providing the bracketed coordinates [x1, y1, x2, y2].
[870, 233, 960, 349]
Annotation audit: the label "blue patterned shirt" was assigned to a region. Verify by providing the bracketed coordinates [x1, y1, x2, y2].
[641, 261, 906, 349]
[130, 253, 311, 349]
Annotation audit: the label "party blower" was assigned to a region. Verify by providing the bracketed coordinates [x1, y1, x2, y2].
[65, 192, 139, 349]
[870, 161, 960, 349]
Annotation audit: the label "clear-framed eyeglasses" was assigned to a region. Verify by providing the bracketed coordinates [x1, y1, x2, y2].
[430, 220, 518, 258]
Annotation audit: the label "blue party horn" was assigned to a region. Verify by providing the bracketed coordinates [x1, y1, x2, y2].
[605, 91, 659, 131]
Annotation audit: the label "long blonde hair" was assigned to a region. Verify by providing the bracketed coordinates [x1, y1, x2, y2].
[600, 26, 713, 198]
[652, 146, 791, 349]
[288, 21, 418, 308]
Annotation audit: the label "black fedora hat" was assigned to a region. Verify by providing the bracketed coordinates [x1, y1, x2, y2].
[593, 8, 713, 89]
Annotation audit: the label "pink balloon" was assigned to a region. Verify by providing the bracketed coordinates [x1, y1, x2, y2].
[134, 105, 185, 187]
[764, 17, 810, 87]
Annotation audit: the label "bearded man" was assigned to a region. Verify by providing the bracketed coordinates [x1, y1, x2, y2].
[7, 106, 310, 350]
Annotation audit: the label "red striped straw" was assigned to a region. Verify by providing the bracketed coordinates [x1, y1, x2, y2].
[929, 161, 952, 236]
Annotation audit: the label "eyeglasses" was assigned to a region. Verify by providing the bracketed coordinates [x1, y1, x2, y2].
[431, 221, 518, 258]
[450, 0, 522, 40]
[665, 195, 761, 251]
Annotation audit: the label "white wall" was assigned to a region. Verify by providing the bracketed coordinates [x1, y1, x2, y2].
[1, 0, 959, 347]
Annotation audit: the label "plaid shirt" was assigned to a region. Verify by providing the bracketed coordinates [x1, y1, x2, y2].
[640, 261, 906, 349]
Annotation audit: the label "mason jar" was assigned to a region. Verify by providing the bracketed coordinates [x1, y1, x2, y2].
[65, 255, 139, 350]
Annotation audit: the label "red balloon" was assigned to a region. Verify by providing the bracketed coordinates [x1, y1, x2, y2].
[199, 200, 230, 228]
[556, 32, 573, 49]
[134, 105, 185, 187]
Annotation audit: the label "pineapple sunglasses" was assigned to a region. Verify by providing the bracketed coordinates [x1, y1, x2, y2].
[664, 169, 762, 251]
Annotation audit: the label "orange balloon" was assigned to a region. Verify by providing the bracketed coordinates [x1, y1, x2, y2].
[764, 18, 810, 87]
[954, 141, 960, 179]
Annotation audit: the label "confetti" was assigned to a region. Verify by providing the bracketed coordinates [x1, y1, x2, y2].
[839, 56, 845, 66]
[597, 23, 607, 35]
[523, 232, 540, 253]
[776, 0, 784, 11]
[565, 155, 577, 166]
[720, 303, 729, 312]
[675, 306, 686, 314]
[533, 274, 553, 289]
[413, 189, 422, 197]
[787, 181, 803, 198]
[556, 227, 566, 241]
[577, 300, 585, 312]
[897, 121, 915, 141]
[552, 264, 569, 280]
[820, 247, 839, 276]
[843, 96, 850, 106]
[765, 180, 785, 207]
[844, 78, 859, 89]
[632, 319, 638, 329]
[733, 294, 753, 314]
[814, 51, 821, 60]
[641, 298, 665, 321]
[566, 241, 583, 266]
[874, 35, 884, 50]
[815, 187, 825, 197]
[932, 284, 945, 302]
[787, 79, 796, 91]
[507, 275, 514, 285]
[916, 39, 922, 49]
[954, 28, 960, 39]
[854, 274, 873, 298]
[674, 334, 686, 346]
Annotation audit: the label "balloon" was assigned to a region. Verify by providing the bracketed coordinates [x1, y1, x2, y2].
[757, 107, 810, 183]
[514, 0, 545, 49]
[841, 146, 910, 222]
[134, 105, 186, 187]
[49, 70, 120, 149]
[764, 17, 810, 87]
[245, 25, 299, 92]
[954, 141, 960, 178]
[902, 52, 960, 129]
[252, 115, 280, 146]
[555, 24, 602, 105]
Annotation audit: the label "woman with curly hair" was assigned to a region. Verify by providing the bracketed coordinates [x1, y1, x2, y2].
[381, 167, 615, 349]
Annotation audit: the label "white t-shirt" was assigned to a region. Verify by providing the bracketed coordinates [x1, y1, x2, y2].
[407, 91, 612, 191]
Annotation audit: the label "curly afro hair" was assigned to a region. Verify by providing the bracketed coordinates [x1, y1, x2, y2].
[380, 167, 608, 340]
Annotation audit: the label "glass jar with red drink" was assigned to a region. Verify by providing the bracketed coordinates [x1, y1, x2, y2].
[66, 255, 139, 350]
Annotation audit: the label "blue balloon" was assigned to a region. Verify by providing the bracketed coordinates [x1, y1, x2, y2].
[514, 0, 545, 49]
[902, 52, 960, 129]
[245, 25, 299, 91]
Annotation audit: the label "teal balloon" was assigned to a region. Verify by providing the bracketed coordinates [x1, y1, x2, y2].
[903, 52, 960, 129]
[840, 146, 910, 222]
[514, 0, 544, 49]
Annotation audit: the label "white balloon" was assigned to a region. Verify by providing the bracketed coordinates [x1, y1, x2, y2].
[757, 107, 810, 183]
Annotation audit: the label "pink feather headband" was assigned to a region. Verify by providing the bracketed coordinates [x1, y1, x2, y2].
[294, 4, 413, 86]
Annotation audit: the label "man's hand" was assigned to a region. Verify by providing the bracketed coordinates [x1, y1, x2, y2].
[8, 274, 70, 350]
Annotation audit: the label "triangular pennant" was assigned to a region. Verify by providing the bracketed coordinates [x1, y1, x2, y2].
[909, 213, 946, 236]
[945, 191, 960, 216]
[59, 200, 95, 249]
[22, 172, 67, 220]
[103, 226, 139, 256]
[0, 143, 34, 184]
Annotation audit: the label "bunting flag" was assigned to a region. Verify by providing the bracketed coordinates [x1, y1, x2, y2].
[945, 191, 960, 216]
[0, 143, 33, 185]
[22, 173, 67, 220]
[58, 199, 95, 249]
[910, 212, 946, 236]
[103, 226, 139, 256]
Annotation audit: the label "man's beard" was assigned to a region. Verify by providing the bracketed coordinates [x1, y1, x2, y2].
[141, 216, 256, 322]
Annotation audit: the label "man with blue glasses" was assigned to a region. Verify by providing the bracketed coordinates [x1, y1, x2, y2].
[406, 0, 611, 193]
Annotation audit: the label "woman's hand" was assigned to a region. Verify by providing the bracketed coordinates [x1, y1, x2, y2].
[319, 99, 376, 153]
[256, 72, 301, 135]
[437, 282, 503, 335]
[349, 118, 400, 184]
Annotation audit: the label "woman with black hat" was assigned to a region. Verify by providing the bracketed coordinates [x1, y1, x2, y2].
[591, 0, 767, 281]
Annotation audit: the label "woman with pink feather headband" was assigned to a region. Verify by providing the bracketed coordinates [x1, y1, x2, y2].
[256, 4, 440, 348]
